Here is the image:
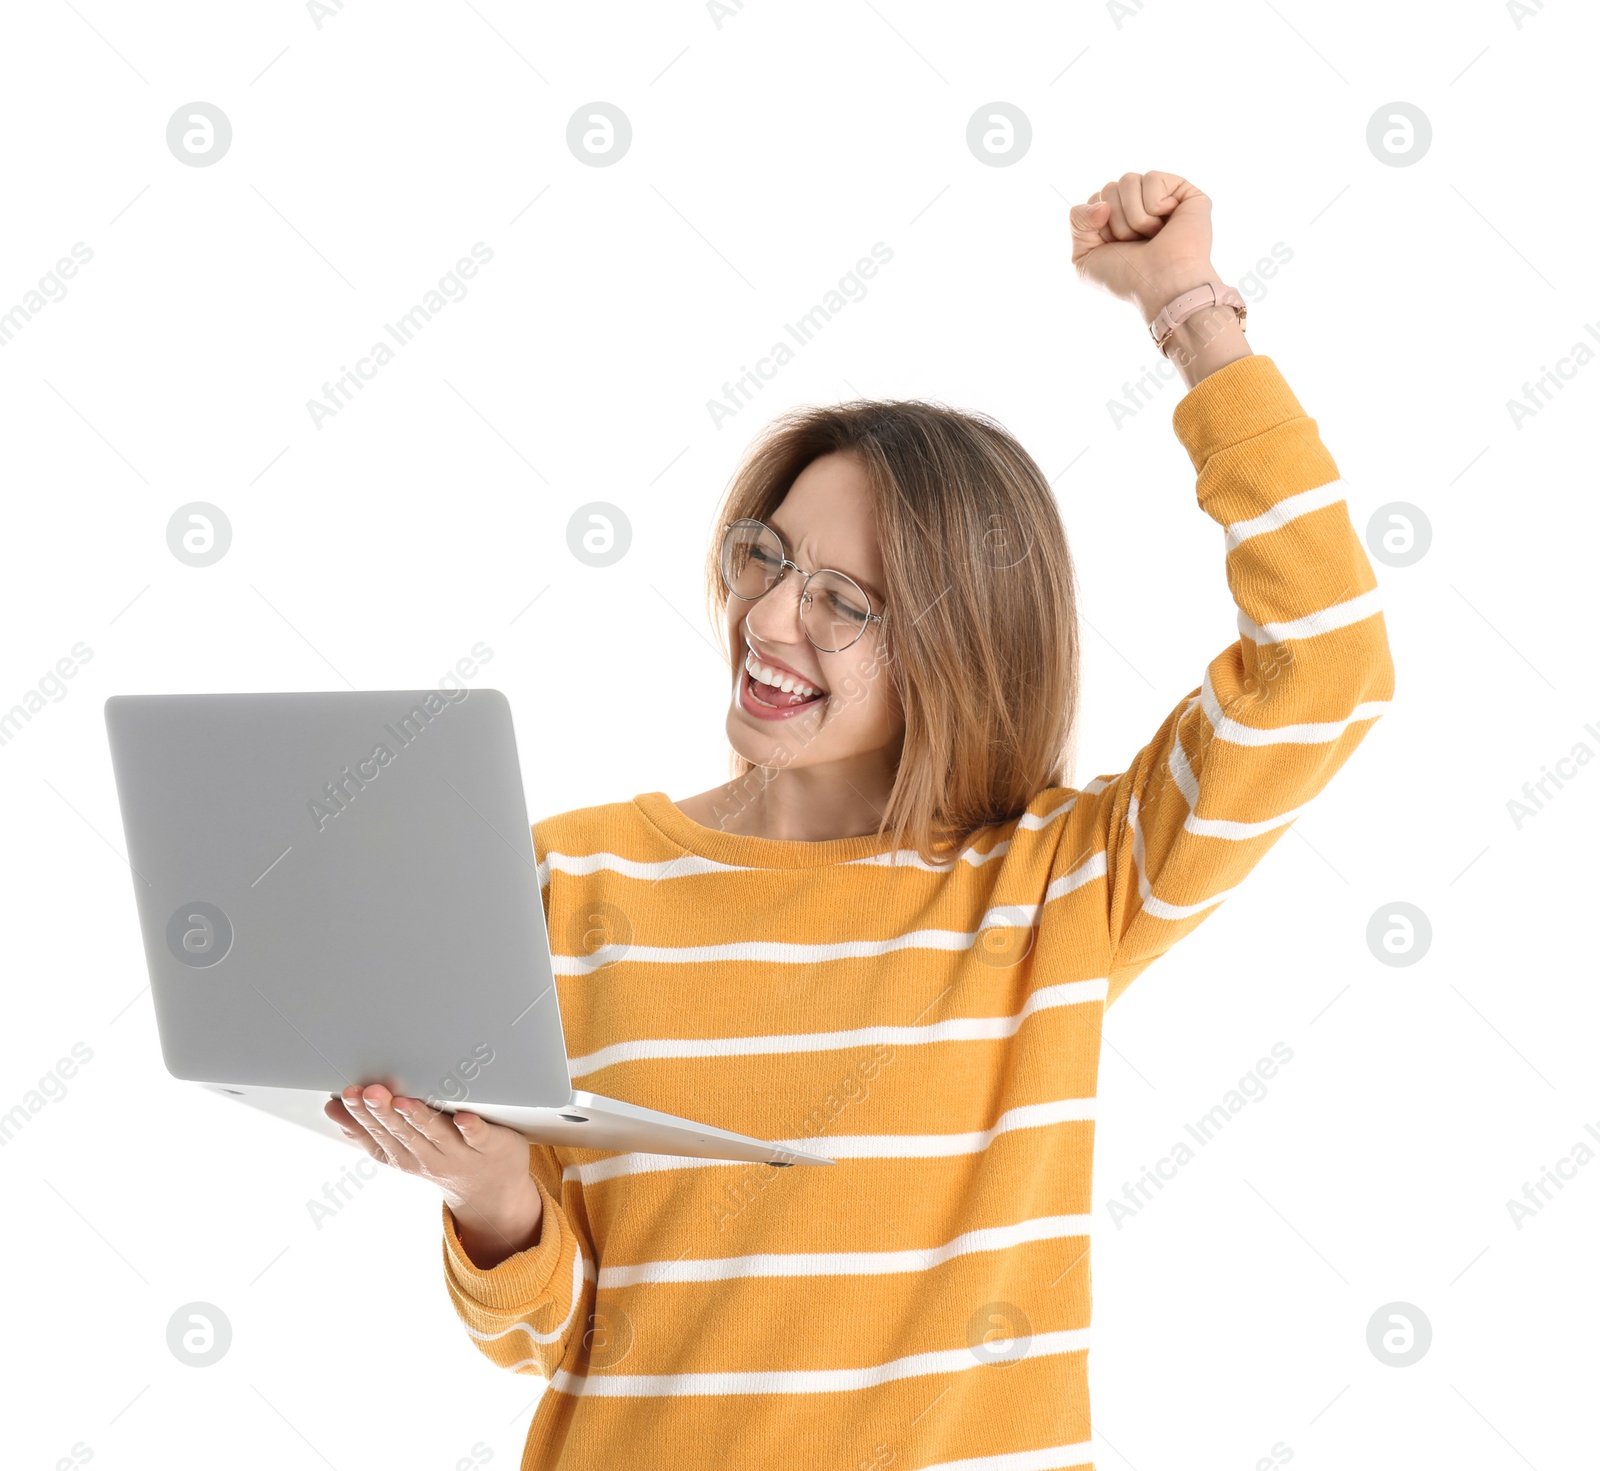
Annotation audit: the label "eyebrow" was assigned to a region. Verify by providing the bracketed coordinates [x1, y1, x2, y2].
[766, 516, 886, 605]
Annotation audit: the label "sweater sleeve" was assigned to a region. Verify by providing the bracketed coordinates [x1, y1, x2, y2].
[1059, 354, 1395, 1008]
[440, 1141, 593, 1380]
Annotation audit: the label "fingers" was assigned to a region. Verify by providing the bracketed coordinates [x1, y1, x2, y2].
[1100, 173, 1159, 240]
[1069, 199, 1111, 266]
[1115, 174, 1164, 238]
[1070, 198, 1110, 236]
[448, 1109, 497, 1154]
[339, 1085, 412, 1167]
[358, 1084, 442, 1160]
[393, 1094, 467, 1154]
[346, 1128, 387, 1165]
[1150, 171, 1206, 213]
[1099, 178, 1135, 240]
[325, 1095, 388, 1164]
[330, 1086, 500, 1170]
[1096, 172, 1196, 241]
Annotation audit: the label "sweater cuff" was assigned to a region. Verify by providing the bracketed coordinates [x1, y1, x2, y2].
[441, 1172, 567, 1314]
[1171, 354, 1306, 473]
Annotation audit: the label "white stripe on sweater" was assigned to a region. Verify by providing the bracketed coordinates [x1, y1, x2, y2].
[1125, 791, 1237, 924]
[1221, 476, 1349, 553]
[1024, 789, 1097, 826]
[1185, 805, 1304, 840]
[845, 841, 1009, 871]
[597, 1212, 1093, 1288]
[549, 1327, 1091, 1397]
[843, 794, 1089, 872]
[552, 904, 1049, 975]
[1043, 851, 1108, 905]
[547, 845, 1115, 976]
[539, 791, 1094, 885]
[1157, 692, 1304, 842]
[539, 849, 750, 889]
[1241, 586, 1387, 647]
[567, 979, 1108, 1077]
[563, 1097, 1096, 1186]
[1200, 665, 1389, 747]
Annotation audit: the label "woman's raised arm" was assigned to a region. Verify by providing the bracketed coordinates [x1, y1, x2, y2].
[1050, 172, 1396, 1005]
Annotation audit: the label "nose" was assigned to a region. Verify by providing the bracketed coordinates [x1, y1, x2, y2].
[741, 567, 808, 650]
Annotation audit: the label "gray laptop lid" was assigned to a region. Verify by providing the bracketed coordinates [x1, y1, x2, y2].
[104, 689, 572, 1108]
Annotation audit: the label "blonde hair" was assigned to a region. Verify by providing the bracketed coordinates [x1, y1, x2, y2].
[706, 398, 1081, 865]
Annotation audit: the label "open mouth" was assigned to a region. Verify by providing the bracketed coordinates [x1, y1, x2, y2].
[742, 648, 828, 713]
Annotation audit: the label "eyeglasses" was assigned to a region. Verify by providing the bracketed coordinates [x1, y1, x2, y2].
[718, 518, 885, 653]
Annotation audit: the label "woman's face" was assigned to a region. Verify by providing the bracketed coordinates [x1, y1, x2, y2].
[723, 450, 903, 772]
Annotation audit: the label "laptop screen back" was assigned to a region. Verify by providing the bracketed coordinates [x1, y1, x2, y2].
[104, 689, 572, 1109]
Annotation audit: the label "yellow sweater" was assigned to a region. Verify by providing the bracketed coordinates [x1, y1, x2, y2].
[440, 355, 1396, 1470]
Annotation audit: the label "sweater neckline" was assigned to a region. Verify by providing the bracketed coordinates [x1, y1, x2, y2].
[633, 791, 902, 870]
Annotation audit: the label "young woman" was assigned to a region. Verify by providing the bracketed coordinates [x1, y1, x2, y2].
[327, 170, 1394, 1470]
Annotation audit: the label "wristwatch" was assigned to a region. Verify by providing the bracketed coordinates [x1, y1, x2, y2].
[1147, 281, 1247, 352]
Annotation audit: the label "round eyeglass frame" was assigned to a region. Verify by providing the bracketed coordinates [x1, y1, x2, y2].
[719, 518, 885, 653]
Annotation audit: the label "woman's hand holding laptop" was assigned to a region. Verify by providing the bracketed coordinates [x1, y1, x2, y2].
[326, 1084, 543, 1270]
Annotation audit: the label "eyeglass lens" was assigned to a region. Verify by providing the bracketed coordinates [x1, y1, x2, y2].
[720, 520, 875, 653]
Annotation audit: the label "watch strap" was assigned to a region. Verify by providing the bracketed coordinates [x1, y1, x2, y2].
[1147, 281, 1247, 350]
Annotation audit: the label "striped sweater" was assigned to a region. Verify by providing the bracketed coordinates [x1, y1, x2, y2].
[440, 354, 1396, 1470]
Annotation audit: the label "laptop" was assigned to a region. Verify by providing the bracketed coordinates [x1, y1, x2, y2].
[104, 689, 829, 1168]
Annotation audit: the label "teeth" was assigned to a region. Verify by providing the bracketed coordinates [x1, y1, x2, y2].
[745, 649, 823, 700]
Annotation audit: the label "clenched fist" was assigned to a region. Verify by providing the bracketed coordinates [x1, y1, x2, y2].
[1069, 169, 1251, 388]
[1069, 170, 1217, 319]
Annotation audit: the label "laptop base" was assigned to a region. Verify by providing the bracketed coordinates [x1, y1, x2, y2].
[201, 1082, 832, 1167]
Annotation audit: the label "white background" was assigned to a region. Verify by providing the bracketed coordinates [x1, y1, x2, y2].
[3, 2, 1596, 1468]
